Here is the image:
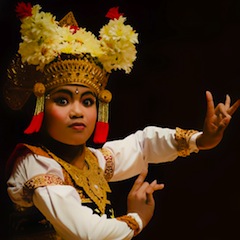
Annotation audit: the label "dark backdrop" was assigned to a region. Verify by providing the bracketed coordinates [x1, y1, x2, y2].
[0, 0, 239, 239]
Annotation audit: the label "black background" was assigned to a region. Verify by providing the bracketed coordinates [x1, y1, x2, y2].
[0, 0, 240, 239]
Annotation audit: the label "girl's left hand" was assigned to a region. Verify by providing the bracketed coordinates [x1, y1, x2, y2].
[197, 91, 240, 150]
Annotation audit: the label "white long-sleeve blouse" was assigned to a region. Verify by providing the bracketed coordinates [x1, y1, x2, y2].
[7, 126, 200, 240]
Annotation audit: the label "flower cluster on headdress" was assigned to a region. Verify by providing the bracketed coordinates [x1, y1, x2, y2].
[15, 2, 139, 73]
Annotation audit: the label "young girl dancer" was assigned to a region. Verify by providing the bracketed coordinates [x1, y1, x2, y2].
[5, 2, 239, 240]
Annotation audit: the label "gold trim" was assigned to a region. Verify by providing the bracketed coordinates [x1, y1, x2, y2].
[24, 174, 64, 189]
[175, 127, 199, 157]
[116, 215, 140, 236]
[44, 57, 109, 94]
[99, 148, 115, 181]
[59, 11, 78, 27]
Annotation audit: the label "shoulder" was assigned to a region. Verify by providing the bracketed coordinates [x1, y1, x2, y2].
[5, 143, 34, 178]
[88, 147, 115, 181]
[5, 143, 56, 179]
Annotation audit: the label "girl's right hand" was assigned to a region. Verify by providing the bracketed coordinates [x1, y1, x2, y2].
[127, 169, 164, 229]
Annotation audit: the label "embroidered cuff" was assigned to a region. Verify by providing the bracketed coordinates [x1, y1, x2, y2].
[24, 174, 64, 190]
[175, 127, 200, 157]
[116, 213, 142, 236]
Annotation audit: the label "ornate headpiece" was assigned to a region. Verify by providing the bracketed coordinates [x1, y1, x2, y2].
[4, 2, 138, 143]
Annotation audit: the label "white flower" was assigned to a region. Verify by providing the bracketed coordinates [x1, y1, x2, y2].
[18, 4, 61, 69]
[17, 4, 138, 73]
[99, 16, 138, 73]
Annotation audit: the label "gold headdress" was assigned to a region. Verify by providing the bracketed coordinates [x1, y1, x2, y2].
[4, 2, 138, 143]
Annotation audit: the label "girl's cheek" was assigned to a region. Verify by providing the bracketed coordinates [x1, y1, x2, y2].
[46, 107, 66, 122]
[51, 109, 63, 119]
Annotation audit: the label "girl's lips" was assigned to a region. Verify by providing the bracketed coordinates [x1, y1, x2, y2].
[69, 123, 86, 131]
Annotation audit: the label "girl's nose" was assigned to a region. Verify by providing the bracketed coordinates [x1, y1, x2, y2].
[69, 102, 84, 118]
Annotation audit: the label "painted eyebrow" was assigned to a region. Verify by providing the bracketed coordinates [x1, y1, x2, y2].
[49, 89, 96, 98]
[81, 91, 96, 98]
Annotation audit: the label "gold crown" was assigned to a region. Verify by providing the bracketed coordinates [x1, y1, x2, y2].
[4, 3, 138, 110]
[43, 54, 109, 95]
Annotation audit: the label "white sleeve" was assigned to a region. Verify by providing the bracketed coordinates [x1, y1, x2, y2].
[101, 126, 200, 181]
[7, 153, 64, 207]
[34, 185, 137, 240]
[7, 154, 141, 240]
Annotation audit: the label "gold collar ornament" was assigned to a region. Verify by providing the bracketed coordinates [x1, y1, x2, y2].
[43, 146, 111, 214]
[4, 2, 138, 143]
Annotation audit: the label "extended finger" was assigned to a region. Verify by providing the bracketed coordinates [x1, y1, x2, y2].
[146, 180, 164, 194]
[154, 183, 164, 191]
[225, 94, 231, 109]
[150, 180, 164, 191]
[205, 91, 215, 118]
[227, 99, 240, 116]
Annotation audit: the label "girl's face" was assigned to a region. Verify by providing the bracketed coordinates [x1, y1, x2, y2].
[44, 85, 97, 145]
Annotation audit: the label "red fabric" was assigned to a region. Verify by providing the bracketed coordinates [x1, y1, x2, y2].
[105, 7, 123, 20]
[5, 143, 30, 179]
[24, 112, 44, 134]
[93, 122, 109, 144]
[15, 2, 33, 19]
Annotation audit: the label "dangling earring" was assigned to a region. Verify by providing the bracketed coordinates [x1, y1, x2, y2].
[24, 83, 45, 134]
[93, 89, 112, 144]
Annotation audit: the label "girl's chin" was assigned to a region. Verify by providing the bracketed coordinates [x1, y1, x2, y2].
[50, 133, 90, 146]
[61, 141, 86, 146]
[51, 137, 85, 146]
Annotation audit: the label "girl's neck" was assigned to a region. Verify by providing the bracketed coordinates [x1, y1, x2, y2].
[40, 134, 85, 164]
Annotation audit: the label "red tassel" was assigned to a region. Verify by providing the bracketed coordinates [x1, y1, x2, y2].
[24, 112, 44, 134]
[93, 121, 109, 144]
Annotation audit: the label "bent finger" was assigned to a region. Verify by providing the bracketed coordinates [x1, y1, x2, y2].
[217, 103, 231, 118]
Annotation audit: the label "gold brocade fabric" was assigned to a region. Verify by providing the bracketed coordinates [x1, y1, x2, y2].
[99, 148, 115, 181]
[116, 215, 140, 236]
[41, 147, 112, 214]
[25, 174, 64, 189]
[175, 127, 199, 157]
